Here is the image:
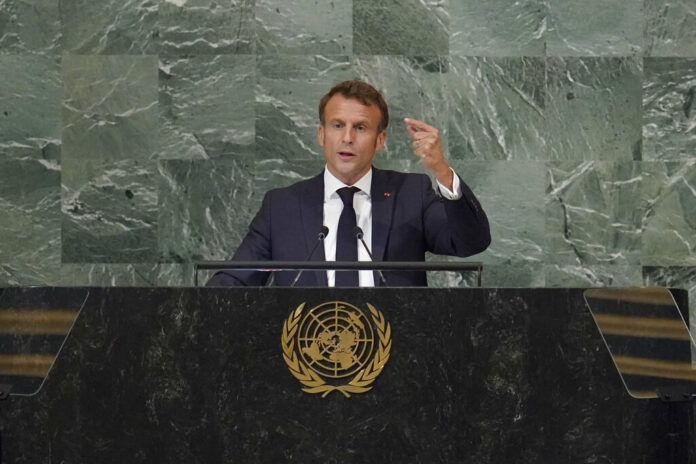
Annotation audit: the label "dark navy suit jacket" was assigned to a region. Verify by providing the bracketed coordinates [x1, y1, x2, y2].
[206, 167, 490, 287]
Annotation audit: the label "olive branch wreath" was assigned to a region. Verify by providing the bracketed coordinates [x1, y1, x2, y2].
[281, 302, 391, 398]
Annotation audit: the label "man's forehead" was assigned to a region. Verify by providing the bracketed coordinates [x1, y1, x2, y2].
[324, 95, 381, 119]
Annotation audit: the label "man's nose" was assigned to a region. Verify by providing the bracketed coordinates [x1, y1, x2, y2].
[341, 127, 354, 144]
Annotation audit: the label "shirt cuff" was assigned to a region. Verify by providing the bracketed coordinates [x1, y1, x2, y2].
[436, 168, 462, 200]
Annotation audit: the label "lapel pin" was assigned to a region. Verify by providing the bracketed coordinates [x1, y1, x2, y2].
[384, 192, 390, 197]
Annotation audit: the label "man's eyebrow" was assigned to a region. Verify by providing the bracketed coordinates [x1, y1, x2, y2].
[327, 117, 372, 127]
[349, 118, 372, 127]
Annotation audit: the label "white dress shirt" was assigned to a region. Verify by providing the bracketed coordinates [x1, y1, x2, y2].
[323, 166, 462, 287]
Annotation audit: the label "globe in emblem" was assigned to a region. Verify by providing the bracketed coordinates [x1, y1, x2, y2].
[282, 301, 391, 397]
[297, 301, 375, 379]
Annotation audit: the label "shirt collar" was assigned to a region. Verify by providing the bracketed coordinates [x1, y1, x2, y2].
[324, 166, 372, 200]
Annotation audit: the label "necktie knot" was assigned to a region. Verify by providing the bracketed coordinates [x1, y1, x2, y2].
[337, 186, 359, 206]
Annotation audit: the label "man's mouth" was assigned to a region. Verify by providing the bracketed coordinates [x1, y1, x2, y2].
[338, 151, 356, 160]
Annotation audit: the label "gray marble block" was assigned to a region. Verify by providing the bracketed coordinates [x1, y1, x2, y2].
[256, 0, 352, 54]
[353, 0, 448, 55]
[0, 0, 61, 53]
[644, 0, 696, 57]
[0, 55, 61, 150]
[546, 57, 642, 161]
[61, 55, 159, 263]
[60, 0, 157, 54]
[545, 161, 647, 265]
[155, 0, 255, 55]
[158, 157, 256, 263]
[453, 160, 546, 266]
[641, 160, 696, 266]
[643, 58, 696, 161]
[158, 55, 255, 159]
[0, 156, 61, 267]
[448, 56, 546, 161]
[546, 0, 643, 56]
[450, 0, 545, 56]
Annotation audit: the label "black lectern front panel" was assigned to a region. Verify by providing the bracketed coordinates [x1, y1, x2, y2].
[0, 287, 692, 463]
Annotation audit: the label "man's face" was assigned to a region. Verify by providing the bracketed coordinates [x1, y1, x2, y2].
[318, 94, 386, 186]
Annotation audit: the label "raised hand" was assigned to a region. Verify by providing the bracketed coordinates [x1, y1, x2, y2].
[404, 117, 453, 191]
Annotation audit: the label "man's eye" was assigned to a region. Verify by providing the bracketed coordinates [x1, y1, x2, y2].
[356, 125, 365, 131]
[332, 123, 342, 129]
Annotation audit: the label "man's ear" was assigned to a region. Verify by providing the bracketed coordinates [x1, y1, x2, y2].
[317, 125, 325, 147]
[374, 130, 387, 152]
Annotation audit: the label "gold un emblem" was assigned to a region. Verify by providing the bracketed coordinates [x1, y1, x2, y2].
[281, 301, 391, 397]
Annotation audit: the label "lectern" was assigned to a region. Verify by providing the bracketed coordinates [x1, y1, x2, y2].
[0, 286, 694, 463]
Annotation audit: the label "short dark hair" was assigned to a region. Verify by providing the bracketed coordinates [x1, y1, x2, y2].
[318, 80, 389, 132]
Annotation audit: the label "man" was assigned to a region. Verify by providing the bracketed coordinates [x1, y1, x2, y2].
[207, 80, 490, 287]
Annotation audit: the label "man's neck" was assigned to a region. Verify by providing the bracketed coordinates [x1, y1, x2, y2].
[324, 166, 372, 198]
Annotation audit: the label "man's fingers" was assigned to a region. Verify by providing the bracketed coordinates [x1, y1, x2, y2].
[404, 117, 437, 134]
[412, 138, 436, 156]
[411, 131, 434, 141]
[405, 117, 444, 166]
[412, 137, 434, 148]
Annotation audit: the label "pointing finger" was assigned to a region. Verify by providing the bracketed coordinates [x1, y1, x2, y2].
[405, 124, 419, 138]
[404, 117, 437, 133]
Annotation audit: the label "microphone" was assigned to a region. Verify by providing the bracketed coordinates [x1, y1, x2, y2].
[290, 226, 329, 287]
[353, 226, 387, 286]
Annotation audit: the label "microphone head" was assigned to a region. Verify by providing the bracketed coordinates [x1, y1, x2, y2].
[353, 226, 364, 239]
[319, 225, 329, 239]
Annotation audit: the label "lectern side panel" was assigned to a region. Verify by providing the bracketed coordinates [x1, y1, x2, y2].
[0, 287, 89, 397]
[584, 287, 696, 400]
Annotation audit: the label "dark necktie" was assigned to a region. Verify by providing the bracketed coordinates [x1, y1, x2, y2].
[335, 186, 360, 287]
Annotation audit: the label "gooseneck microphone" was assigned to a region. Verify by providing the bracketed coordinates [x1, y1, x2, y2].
[290, 225, 329, 287]
[353, 226, 388, 286]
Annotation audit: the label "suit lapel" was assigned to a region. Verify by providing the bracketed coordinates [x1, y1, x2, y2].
[370, 168, 395, 271]
[299, 172, 328, 286]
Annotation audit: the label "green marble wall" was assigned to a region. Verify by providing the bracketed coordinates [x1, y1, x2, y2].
[0, 0, 694, 321]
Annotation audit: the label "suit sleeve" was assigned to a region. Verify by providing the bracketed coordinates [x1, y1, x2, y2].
[423, 173, 491, 257]
[206, 191, 274, 287]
